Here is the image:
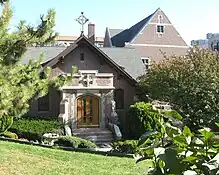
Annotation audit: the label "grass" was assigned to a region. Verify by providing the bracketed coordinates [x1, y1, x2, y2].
[0, 141, 150, 175]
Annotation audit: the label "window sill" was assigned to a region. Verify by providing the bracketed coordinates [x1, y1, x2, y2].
[37, 111, 50, 113]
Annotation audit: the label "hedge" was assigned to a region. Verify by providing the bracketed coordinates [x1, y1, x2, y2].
[54, 136, 97, 149]
[9, 117, 63, 141]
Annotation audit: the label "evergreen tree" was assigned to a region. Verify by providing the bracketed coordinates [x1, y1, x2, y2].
[0, 0, 71, 119]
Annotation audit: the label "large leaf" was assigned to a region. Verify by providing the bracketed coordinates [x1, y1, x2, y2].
[162, 110, 182, 120]
[183, 126, 193, 137]
[154, 147, 165, 157]
[138, 131, 159, 146]
[173, 135, 188, 147]
[198, 128, 215, 141]
[166, 122, 181, 137]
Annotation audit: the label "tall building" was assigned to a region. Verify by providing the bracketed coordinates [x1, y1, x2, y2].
[191, 33, 219, 51]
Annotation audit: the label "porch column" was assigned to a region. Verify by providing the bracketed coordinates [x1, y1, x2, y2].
[100, 93, 106, 129]
[71, 92, 77, 130]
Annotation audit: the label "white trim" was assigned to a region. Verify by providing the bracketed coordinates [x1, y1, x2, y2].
[156, 24, 165, 34]
[127, 43, 189, 48]
[130, 10, 157, 43]
[61, 86, 115, 90]
[149, 22, 172, 26]
[65, 70, 114, 78]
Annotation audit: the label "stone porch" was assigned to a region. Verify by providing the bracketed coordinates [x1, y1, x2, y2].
[58, 70, 117, 138]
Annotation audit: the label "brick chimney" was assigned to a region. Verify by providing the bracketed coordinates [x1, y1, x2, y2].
[88, 23, 95, 44]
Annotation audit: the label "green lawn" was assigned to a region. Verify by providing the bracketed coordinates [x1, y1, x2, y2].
[0, 141, 149, 175]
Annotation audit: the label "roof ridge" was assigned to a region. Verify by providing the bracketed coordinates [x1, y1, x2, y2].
[128, 9, 157, 42]
[110, 8, 158, 47]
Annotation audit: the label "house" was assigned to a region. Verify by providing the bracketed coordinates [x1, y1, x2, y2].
[23, 8, 188, 140]
[104, 8, 188, 63]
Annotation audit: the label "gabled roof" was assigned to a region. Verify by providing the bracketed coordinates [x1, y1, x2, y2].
[21, 36, 145, 83]
[100, 47, 145, 79]
[108, 29, 124, 38]
[110, 9, 157, 47]
[42, 35, 140, 84]
[21, 47, 65, 64]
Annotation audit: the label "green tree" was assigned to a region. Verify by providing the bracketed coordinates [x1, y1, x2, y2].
[138, 47, 219, 130]
[0, 0, 72, 130]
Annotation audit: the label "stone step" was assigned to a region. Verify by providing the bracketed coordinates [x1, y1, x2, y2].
[72, 128, 114, 144]
[77, 134, 113, 139]
[73, 132, 113, 137]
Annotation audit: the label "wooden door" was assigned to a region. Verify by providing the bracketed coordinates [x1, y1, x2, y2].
[77, 95, 99, 128]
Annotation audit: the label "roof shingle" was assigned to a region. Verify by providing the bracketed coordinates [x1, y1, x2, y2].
[110, 11, 155, 47]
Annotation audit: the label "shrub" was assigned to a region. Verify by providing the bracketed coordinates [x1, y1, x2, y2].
[111, 140, 138, 154]
[0, 131, 18, 139]
[126, 102, 161, 139]
[9, 117, 63, 141]
[54, 136, 97, 149]
[0, 116, 13, 133]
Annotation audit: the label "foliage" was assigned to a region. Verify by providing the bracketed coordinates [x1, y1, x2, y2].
[111, 140, 139, 154]
[138, 47, 219, 130]
[0, 131, 18, 139]
[54, 136, 97, 149]
[135, 113, 219, 174]
[127, 102, 162, 139]
[9, 117, 63, 141]
[0, 1, 74, 124]
[0, 115, 13, 133]
[127, 102, 182, 139]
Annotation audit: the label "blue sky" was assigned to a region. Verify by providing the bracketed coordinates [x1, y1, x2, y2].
[9, 0, 219, 45]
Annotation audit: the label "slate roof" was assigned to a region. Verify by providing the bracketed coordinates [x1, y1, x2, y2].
[21, 47, 65, 64]
[100, 47, 145, 79]
[21, 41, 145, 80]
[108, 29, 124, 38]
[110, 10, 156, 47]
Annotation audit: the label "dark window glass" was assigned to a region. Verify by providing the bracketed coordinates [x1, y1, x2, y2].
[38, 93, 49, 111]
[114, 89, 124, 109]
[157, 25, 164, 33]
[80, 52, 84, 61]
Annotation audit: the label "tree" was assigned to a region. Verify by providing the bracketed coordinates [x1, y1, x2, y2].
[138, 47, 219, 130]
[0, 0, 72, 128]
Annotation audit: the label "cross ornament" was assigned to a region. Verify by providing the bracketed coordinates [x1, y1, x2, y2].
[84, 74, 93, 87]
[76, 12, 89, 35]
[79, 74, 93, 87]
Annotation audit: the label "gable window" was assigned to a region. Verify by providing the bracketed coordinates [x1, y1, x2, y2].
[114, 89, 124, 110]
[38, 93, 50, 112]
[80, 52, 84, 62]
[157, 25, 164, 33]
[158, 15, 163, 23]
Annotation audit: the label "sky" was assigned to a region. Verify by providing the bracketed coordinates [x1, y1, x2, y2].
[8, 0, 219, 45]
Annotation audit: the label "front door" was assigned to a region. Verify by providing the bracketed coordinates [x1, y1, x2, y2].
[77, 95, 99, 128]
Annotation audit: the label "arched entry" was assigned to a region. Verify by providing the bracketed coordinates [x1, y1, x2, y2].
[76, 95, 99, 128]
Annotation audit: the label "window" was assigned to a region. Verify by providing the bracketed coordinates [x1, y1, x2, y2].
[80, 52, 84, 61]
[157, 25, 164, 33]
[38, 93, 50, 112]
[114, 89, 124, 109]
[158, 15, 163, 23]
[141, 57, 151, 71]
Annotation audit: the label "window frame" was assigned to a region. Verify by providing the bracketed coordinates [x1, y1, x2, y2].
[114, 89, 124, 110]
[37, 93, 50, 112]
[156, 25, 165, 34]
